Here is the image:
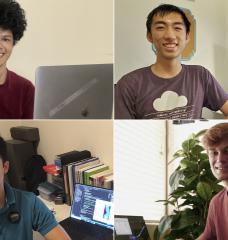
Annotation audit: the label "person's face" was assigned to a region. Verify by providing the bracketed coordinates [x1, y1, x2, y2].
[207, 139, 228, 185]
[0, 158, 9, 188]
[0, 28, 14, 68]
[147, 12, 190, 61]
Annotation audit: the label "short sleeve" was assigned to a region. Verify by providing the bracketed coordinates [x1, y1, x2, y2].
[115, 75, 137, 119]
[203, 68, 228, 111]
[32, 196, 58, 236]
[201, 199, 216, 240]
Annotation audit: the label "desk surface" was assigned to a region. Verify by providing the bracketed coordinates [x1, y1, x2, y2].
[39, 197, 71, 222]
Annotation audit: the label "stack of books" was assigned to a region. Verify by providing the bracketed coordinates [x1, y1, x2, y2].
[51, 150, 113, 205]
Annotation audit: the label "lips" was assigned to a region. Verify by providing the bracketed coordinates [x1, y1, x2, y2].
[214, 165, 228, 171]
[162, 43, 178, 51]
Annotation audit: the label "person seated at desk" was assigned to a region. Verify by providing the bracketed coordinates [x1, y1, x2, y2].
[0, 136, 71, 240]
[0, 0, 34, 119]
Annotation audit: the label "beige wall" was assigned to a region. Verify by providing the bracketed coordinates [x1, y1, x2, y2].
[0, 120, 113, 167]
[8, 0, 113, 83]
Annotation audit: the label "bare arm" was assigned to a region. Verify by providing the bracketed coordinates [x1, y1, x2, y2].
[44, 225, 71, 240]
[220, 100, 228, 119]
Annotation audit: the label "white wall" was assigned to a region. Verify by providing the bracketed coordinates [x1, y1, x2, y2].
[8, 0, 113, 83]
[115, 0, 228, 92]
[0, 120, 113, 167]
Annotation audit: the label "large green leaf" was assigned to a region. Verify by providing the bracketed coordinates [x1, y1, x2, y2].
[172, 209, 198, 230]
[182, 139, 197, 153]
[169, 169, 184, 191]
[180, 159, 198, 170]
[172, 149, 185, 160]
[196, 182, 212, 200]
[191, 145, 204, 155]
[183, 174, 198, 186]
[155, 215, 173, 240]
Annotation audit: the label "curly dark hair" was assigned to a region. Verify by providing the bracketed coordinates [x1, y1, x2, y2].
[0, 0, 27, 45]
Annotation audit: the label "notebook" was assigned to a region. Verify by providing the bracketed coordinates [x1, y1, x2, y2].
[60, 184, 114, 240]
[34, 64, 113, 119]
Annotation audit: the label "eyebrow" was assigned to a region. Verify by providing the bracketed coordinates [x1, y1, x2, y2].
[0, 34, 13, 38]
[208, 146, 228, 151]
[153, 21, 185, 26]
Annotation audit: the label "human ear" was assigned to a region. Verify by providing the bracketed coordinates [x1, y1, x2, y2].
[186, 33, 190, 44]
[146, 31, 153, 43]
[3, 161, 9, 174]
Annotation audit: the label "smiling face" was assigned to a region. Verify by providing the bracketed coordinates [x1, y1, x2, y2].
[0, 28, 14, 68]
[147, 12, 190, 62]
[207, 139, 228, 186]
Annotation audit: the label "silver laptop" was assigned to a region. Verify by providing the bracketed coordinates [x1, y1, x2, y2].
[34, 64, 113, 119]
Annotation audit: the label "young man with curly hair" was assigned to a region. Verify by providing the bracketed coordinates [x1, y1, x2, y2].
[199, 123, 228, 239]
[115, 4, 228, 119]
[0, 0, 34, 119]
[0, 137, 71, 240]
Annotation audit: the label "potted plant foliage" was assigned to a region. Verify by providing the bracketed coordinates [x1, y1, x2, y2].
[154, 131, 223, 240]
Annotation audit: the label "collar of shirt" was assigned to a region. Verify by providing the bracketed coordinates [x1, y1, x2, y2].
[0, 182, 16, 215]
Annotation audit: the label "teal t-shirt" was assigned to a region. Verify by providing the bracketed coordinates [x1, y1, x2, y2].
[0, 183, 58, 240]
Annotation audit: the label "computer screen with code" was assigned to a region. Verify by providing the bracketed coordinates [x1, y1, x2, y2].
[71, 184, 114, 229]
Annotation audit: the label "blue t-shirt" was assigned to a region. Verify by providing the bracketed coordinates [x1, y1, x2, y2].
[0, 183, 58, 240]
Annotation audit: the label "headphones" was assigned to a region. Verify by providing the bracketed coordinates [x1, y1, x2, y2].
[7, 204, 20, 224]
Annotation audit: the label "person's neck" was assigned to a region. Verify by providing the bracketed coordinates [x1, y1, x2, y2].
[0, 65, 7, 85]
[151, 58, 182, 79]
[0, 185, 5, 209]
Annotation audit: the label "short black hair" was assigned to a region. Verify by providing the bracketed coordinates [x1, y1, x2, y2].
[146, 4, 191, 34]
[0, 137, 7, 163]
[0, 0, 27, 45]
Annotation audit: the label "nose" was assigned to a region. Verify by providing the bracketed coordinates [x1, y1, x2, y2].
[215, 151, 227, 163]
[163, 27, 176, 40]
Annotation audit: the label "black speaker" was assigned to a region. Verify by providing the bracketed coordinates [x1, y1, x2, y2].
[6, 140, 35, 190]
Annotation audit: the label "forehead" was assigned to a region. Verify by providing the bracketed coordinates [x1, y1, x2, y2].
[0, 27, 13, 37]
[208, 138, 228, 150]
[152, 12, 184, 25]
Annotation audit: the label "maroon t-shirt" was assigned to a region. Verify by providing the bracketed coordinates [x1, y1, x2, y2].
[115, 65, 228, 119]
[202, 189, 228, 240]
[0, 70, 35, 119]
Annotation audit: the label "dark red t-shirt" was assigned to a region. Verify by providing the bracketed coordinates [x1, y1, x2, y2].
[0, 70, 34, 119]
[202, 188, 228, 240]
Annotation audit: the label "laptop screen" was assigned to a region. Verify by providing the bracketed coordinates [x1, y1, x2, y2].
[71, 184, 114, 229]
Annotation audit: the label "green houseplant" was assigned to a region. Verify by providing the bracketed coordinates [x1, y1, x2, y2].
[154, 131, 223, 240]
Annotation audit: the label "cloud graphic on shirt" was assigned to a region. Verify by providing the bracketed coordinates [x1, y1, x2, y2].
[153, 91, 188, 111]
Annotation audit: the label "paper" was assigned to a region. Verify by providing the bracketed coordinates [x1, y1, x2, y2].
[115, 218, 132, 235]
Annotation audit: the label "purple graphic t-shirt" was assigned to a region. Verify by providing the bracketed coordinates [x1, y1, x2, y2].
[115, 65, 228, 119]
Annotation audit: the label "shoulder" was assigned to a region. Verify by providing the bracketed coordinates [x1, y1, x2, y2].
[210, 189, 226, 205]
[7, 70, 34, 90]
[182, 64, 209, 74]
[118, 66, 151, 83]
[13, 187, 37, 204]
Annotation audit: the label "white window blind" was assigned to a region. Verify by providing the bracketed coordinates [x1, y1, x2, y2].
[114, 120, 166, 221]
